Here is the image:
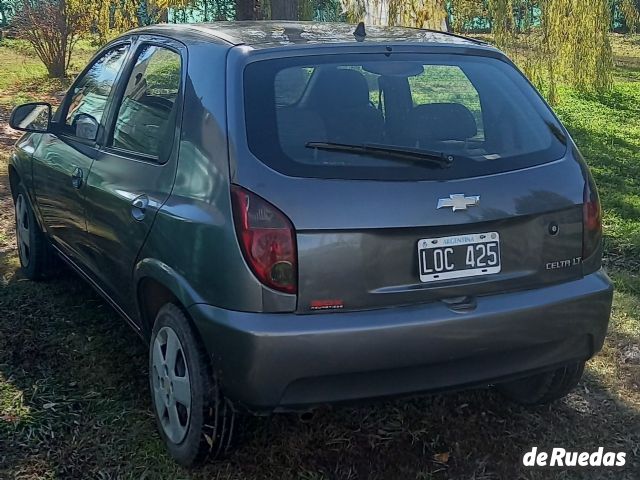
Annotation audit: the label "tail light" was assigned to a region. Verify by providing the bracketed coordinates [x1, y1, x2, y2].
[230, 185, 297, 294]
[583, 177, 602, 260]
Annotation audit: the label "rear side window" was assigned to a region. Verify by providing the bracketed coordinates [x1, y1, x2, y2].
[111, 45, 181, 160]
[243, 53, 567, 181]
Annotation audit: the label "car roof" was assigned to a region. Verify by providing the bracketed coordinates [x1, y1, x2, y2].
[132, 21, 492, 50]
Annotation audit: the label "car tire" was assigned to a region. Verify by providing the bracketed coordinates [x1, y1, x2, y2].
[149, 303, 237, 466]
[497, 361, 585, 405]
[13, 182, 56, 280]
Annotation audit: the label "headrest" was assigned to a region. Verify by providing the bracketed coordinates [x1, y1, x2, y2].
[409, 103, 477, 142]
[309, 68, 371, 109]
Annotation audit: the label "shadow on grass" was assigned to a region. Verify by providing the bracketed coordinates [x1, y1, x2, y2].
[567, 84, 640, 113]
[0, 267, 638, 480]
[560, 117, 640, 263]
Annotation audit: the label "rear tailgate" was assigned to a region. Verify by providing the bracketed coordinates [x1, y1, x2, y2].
[247, 157, 586, 313]
[232, 44, 588, 312]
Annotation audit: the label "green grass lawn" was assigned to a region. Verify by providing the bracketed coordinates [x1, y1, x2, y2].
[0, 34, 639, 480]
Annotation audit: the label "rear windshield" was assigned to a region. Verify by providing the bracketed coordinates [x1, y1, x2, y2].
[243, 53, 567, 181]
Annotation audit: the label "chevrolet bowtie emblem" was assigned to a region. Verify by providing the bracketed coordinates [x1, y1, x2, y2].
[437, 194, 480, 211]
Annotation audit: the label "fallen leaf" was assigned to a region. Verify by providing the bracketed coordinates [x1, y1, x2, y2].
[434, 452, 450, 464]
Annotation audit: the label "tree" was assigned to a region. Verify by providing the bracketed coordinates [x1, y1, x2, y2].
[487, 0, 514, 48]
[271, 0, 298, 19]
[12, 0, 90, 78]
[620, 0, 640, 32]
[341, 0, 614, 99]
[540, 0, 612, 100]
[90, 0, 194, 41]
[341, 0, 448, 30]
[0, 0, 22, 28]
[235, 0, 261, 19]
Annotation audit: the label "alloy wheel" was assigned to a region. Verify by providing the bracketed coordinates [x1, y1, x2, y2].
[152, 326, 192, 444]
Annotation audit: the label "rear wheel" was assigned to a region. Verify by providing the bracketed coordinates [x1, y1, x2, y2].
[149, 304, 237, 466]
[497, 361, 585, 405]
[13, 182, 56, 280]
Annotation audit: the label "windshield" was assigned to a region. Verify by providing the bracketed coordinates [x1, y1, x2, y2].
[243, 53, 567, 181]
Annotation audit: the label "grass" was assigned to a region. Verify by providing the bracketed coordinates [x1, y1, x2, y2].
[1, 34, 639, 479]
[0, 39, 95, 107]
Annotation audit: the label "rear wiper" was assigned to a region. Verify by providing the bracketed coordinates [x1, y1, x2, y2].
[305, 142, 455, 168]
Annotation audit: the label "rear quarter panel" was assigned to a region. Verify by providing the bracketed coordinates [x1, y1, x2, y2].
[135, 40, 296, 316]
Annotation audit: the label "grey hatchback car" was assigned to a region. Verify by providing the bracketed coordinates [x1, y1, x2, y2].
[9, 21, 613, 465]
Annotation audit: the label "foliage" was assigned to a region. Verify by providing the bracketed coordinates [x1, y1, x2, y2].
[341, 0, 616, 99]
[340, 0, 448, 29]
[539, 0, 613, 102]
[167, 0, 235, 21]
[0, 0, 20, 27]
[11, 0, 91, 78]
[620, 0, 640, 32]
[91, 0, 192, 42]
[448, 0, 487, 32]
[486, 0, 514, 48]
[390, 0, 448, 30]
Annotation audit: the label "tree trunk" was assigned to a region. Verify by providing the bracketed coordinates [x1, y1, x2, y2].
[271, 0, 298, 20]
[47, 57, 66, 78]
[235, 0, 259, 20]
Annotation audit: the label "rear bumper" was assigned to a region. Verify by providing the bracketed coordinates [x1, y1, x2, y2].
[189, 269, 613, 412]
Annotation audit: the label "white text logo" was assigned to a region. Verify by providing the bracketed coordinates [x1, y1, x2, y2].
[523, 447, 626, 467]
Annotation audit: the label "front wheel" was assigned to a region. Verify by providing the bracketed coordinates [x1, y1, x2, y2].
[149, 304, 238, 466]
[497, 361, 585, 405]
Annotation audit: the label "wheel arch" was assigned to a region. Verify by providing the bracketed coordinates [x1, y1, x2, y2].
[134, 258, 207, 338]
[8, 163, 20, 200]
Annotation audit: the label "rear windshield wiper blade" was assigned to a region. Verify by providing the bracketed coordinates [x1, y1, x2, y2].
[305, 142, 455, 168]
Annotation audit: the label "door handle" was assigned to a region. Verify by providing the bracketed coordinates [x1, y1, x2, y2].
[131, 194, 149, 221]
[71, 166, 83, 189]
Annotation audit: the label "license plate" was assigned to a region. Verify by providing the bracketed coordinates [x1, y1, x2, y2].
[418, 232, 501, 283]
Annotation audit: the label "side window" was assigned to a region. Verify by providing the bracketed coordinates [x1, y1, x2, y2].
[408, 66, 484, 140]
[65, 45, 130, 139]
[110, 45, 182, 159]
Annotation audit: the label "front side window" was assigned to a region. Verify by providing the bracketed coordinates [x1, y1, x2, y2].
[65, 45, 130, 139]
[244, 53, 567, 181]
[110, 45, 182, 159]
